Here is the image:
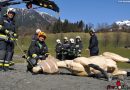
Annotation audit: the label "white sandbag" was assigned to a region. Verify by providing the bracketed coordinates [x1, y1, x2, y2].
[32, 66, 42, 73]
[74, 56, 108, 70]
[57, 60, 88, 76]
[103, 52, 129, 62]
[35, 55, 59, 74]
[57, 61, 67, 68]
[39, 60, 58, 74]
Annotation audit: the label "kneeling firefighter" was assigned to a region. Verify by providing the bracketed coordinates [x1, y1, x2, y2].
[0, 8, 18, 71]
[27, 32, 49, 72]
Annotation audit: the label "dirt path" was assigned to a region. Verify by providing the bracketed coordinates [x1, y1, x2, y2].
[0, 63, 130, 90]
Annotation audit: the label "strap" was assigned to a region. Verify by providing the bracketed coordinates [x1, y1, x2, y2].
[37, 41, 42, 49]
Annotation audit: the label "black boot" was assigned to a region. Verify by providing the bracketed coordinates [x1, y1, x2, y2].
[3, 66, 9, 71]
[127, 72, 130, 76]
[88, 64, 112, 81]
[5, 52, 14, 67]
[0, 66, 3, 71]
[127, 60, 130, 63]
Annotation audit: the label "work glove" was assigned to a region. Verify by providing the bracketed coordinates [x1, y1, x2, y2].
[78, 50, 81, 52]
[13, 33, 18, 39]
[5, 30, 18, 39]
[5, 30, 13, 36]
[0, 25, 3, 29]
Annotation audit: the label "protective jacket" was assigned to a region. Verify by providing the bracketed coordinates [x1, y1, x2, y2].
[0, 15, 16, 69]
[75, 40, 83, 57]
[88, 34, 99, 56]
[28, 40, 49, 60]
[0, 15, 16, 41]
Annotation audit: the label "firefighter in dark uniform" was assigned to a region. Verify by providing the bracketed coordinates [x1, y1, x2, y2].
[75, 36, 83, 57]
[88, 29, 99, 56]
[27, 32, 49, 71]
[55, 39, 63, 60]
[0, 8, 18, 71]
[68, 38, 76, 60]
[32, 29, 41, 42]
[62, 37, 70, 60]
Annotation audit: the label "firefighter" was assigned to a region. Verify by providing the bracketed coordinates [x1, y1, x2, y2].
[62, 37, 70, 60]
[30, 29, 42, 47]
[0, 8, 18, 71]
[68, 38, 76, 60]
[88, 29, 99, 56]
[32, 29, 41, 41]
[27, 32, 49, 72]
[75, 36, 83, 57]
[55, 39, 63, 60]
[63, 37, 69, 44]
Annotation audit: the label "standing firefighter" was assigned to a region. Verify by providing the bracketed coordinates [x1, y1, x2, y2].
[62, 37, 70, 60]
[27, 32, 49, 72]
[29, 28, 42, 50]
[75, 36, 83, 57]
[32, 29, 41, 42]
[88, 29, 99, 56]
[55, 39, 63, 60]
[0, 8, 18, 71]
[68, 38, 76, 60]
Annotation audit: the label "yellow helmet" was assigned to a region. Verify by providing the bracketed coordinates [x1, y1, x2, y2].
[38, 32, 46, 39]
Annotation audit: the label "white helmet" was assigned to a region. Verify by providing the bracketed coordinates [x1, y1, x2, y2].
[36, 29, 41, 34]
[76, 36, 81, 39]
[56, 39, 61, 44]
[64, 37, 68, 40]
[70, 38, 75, 43]
[7, 8, 16, 15]
[90, 28, 95, 33]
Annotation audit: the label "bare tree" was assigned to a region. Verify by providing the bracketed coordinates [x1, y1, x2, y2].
[113, 31, 121, 48]
[124, 33, 130, 48]
[102, 32, 110, 48]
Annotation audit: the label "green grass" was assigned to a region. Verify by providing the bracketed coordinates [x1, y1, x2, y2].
[14, 32, 130, 68]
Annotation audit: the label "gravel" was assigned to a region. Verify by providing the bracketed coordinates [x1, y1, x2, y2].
[0, 63, 130, 90]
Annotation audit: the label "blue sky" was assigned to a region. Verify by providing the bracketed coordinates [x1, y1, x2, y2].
[11, 0, 130, 27]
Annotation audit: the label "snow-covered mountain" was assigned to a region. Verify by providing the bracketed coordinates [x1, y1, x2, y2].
[4, 8, 58, 34]
[15, 8, 57, 24]
[115, 20, 130, 26]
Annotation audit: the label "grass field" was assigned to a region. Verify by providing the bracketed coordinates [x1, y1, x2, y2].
[14, 32, 130, 68]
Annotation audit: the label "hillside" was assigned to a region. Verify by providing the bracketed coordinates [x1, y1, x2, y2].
[0, 8, 57, 34]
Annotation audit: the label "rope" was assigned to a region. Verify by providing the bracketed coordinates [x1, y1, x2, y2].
[15, 40, 27, 63]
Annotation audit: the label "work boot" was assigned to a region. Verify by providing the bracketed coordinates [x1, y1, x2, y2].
[127, 72, 130, 76]
[3, 66, 9, 71]
[9, 61, 15, 66]
[127, 60, 130, 63]
[0, 66, 3, 71]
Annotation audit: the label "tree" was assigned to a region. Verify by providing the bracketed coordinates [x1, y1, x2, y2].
[84, 24, 89, 33]
[52, 18, 62, 33]
[97, 23, 110, 32]
[113, 31, 121, 48]
[62, 19, 69, 33]
[78, 20, 85, 32]
[102, 32, 110, 48]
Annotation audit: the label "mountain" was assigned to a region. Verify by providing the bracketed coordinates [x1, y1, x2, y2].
[13, 8, 57, 34]
[115, 20, 130, 26]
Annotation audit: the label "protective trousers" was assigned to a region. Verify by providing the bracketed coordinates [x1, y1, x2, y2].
[0, 41, 8, 69]
[0, 40, 14, 70]
[5, 42, 14, 63]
